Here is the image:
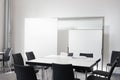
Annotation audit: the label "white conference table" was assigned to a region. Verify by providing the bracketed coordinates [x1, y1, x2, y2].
[26, 55, 100, 80]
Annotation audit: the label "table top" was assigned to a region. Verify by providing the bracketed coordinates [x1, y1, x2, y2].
[26, 55, 100, 68]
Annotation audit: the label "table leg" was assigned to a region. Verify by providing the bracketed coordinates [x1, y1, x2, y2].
[42, 67, 44, 80]
[2, 54, 5, 72]
[85, 70, 87, 80]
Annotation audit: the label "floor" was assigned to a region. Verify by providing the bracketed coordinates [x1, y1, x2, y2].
[0, 69, 120, 80]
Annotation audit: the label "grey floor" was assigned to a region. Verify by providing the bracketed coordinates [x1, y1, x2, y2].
[0, 70, 120, 80]
[0, 71, 16, 80]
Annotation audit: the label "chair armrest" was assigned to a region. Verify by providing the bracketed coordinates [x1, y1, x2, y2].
[107, 63, 112, 66]
[91, 59, 101, 68]
[0, 54, 4, 55]
[92, 70, 109, 77]
[106, 63, 112, 71]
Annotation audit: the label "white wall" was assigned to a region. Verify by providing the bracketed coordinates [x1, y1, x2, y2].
[0, 0, 4, 51]
[10, 0, 120, 68]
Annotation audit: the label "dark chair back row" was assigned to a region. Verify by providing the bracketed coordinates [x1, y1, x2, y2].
[12, 51, 35, 66]
[13, 52, 79, 80]
[68, 52, 93, 58]
[14, 63, 78, 80]
[79, 53, 93, 58]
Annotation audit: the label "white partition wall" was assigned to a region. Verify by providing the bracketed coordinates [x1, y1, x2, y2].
[25, 18, 57, 58]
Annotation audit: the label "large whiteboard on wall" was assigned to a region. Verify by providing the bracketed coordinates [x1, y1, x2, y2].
[69, 29, 102, 60]
[25, 18, 57, 58]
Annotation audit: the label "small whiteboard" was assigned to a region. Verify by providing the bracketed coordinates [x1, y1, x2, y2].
[69, 29, 102, 60]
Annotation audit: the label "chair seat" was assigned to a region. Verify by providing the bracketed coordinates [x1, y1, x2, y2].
[34, 66, 48, 73]
[92, 70, 109, 77]
[33, 65, 49, 71]
[34, 69, 39, 73]
[75, 67, 93, 73]
[44, 66, 49, 69]
[0, 59, 8, 61]
[107, 63, 112, 66]
[0, 59, 3, 61]
[107, 63, 120, 67]
[87, 75, 108, 80]
[74, 78, 80, 80]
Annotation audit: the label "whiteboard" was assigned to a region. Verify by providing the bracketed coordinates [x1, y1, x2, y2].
[25, 18, 57, 58]
[69, 29, 102, 60]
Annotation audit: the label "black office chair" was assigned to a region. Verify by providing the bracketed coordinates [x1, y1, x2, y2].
[75, 53, 93, 72]
[52, 63, 80, 80]
[26, 51, 42, 68]
[14, 64, 37, 80]
[106, 51, 120, 71]
[0, 48, 12, 71]
[12, 53, 24, 65]
[74, 53, 94, 79]
[26, 51, 48, 69]
[88, 57, 119, 80]
[12, 53, 39, 73]
[26, 51, 49, 80]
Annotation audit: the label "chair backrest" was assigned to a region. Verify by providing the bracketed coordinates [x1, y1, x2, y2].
[26, 51, 35, 60]
[108, 57, 119, 80]
[52, 63, 74, 80]
[12, 53, 24, 65]
[68, 53, 73, 57]
[110, 51, 120, 67]
[80, 53, 93, 58]
[14, 65, 37, 80]
[4, 48, 11, 61]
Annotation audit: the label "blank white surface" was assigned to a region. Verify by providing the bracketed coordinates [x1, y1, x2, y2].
[25, 18, 57, 58]
[69, 30, 102, 60]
